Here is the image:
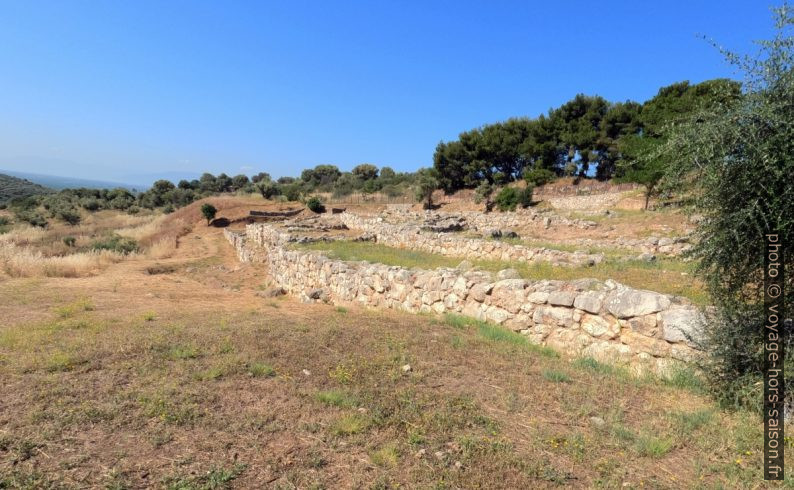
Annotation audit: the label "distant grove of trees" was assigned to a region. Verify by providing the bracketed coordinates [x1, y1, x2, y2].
[432, 79, 742, 196]
[1, 76, 750, 228]
[1, 164, 421, 227]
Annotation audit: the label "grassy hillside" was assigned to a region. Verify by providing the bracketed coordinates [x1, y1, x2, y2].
[0, 173, 52, 205]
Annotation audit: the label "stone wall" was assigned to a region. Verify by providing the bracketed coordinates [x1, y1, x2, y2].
[226, 224, 704, 376]
[339, 213, 604, 267]
[350, 208, 691, 257]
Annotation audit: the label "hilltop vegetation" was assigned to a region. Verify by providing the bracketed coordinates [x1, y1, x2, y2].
[0, 173, 52, 205]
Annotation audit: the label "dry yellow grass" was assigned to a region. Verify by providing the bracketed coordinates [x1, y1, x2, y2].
[0, 242, 125, 278]
[0, 210, 190, 277]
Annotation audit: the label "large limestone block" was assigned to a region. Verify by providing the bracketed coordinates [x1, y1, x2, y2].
[581, 314, 620, 340]
[573, 291, 605, 314]
[605, 288, 671, 318]
[469, 282, 494, 303]
[660, 308, 703, 346]
[532, 306, 574, 327]
[548, 291, 577, 307]
[621, 331, 671, 358]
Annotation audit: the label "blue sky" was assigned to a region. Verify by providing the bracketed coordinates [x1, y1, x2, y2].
[0, 1, 778, 184]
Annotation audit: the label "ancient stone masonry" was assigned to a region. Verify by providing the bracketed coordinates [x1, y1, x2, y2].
[339, 213, 604, 267]
[226, 224, 705, 375]
[351, 208, 692, 257]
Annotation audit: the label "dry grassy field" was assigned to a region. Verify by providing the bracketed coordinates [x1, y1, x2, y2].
[0, 199, 790, 488]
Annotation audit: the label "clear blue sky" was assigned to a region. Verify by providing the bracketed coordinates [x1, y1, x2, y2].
[0, 1, 778, 184]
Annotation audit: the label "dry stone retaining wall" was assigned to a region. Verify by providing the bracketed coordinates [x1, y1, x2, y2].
[339, 213, 604, 267]
[358, 208, 692, 257]
[226, 224, 704, 375]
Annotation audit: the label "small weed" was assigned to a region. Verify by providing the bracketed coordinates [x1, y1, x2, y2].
[45, 351, 85, 372]
[140, 396, 199, 425]
[248, 362, 276, 378]
[330, 414, 369, 436]
[443, 313, 473, 330]
[542, 369, 571, 383]
[142, 311, 157, 322]
[196, 366, 226, 381]
[167, 344, 201, 360]
[315, 389, 357, 408]
[335, 306, 348, 314]
[54, 297, 94, 318]
[635, 433, 674, 458]
[671, 409, 714, 433]
[662, 365, 705, 393]
[370, 443, 399, 467]
[328, 362, 355, 384]
[407, 430, 426, 446]
[163, 463, 246, 489]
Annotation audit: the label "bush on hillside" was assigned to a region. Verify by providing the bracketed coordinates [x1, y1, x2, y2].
[91, 235, 139, 254]
[306, 197, 325, 213]
[200, 203, 217, 225]
[523, 168, 557, 187]
[494, 186, 533, 211]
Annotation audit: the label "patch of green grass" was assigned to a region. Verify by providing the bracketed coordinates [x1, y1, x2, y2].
[671, 409, 714, 433]
[142, 311, 157, 322]
[442, 313, 558, 358]
[247, 362, 275, 378]
[443, 312, 473, 330]
[330, 413, 369, 436]
[45, 351, 85, 372]
[140, 396, 199, 426]
[166, 344, 201, 360]
[294, 240, 461, 270]
[163, 463, 246, 489]
[315, 389, 357, 408]
[661, 364, 705, 393]
[335, 306, 348, 314]
[54, 297, 94, 318]
[297, 240, 708, 304]
[370, 443, 400, 467]
[572, 356, 630, 379]
[542, 369, 571, 383]
[634, 433, 674, 458]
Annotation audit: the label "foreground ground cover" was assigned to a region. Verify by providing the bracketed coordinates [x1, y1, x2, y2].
[0, 205, 784, 488]
[295, 240, 708, 305]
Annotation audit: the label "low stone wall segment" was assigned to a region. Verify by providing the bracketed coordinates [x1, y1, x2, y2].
[225, 224, 704, 376]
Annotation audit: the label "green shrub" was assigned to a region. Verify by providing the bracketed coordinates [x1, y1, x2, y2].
[494, 186, 532, 211]
[56, 208, 81, 225]
[473, 182, 493, 205]
[91, 235, 139, 254]
[523, 168, 557, 187]
[200, 203, 217, 225]
[518, 185, 534, 208]
[0, 217, 9, 226]
[306, 197, 325, 213]
[16, 211, 47, 228]
[62, 236, 76, 247]
[494, 187, 518, 211]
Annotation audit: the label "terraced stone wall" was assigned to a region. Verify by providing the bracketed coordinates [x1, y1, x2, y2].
[225, 224, 705, 376]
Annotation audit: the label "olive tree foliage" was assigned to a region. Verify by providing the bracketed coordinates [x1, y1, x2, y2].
[660, 3, 794, 410]
[414, 168, 439, 209]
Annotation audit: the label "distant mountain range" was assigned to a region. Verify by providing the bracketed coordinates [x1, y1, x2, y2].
[0, 169, 146, 191]
[0, 173, 53, 205]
